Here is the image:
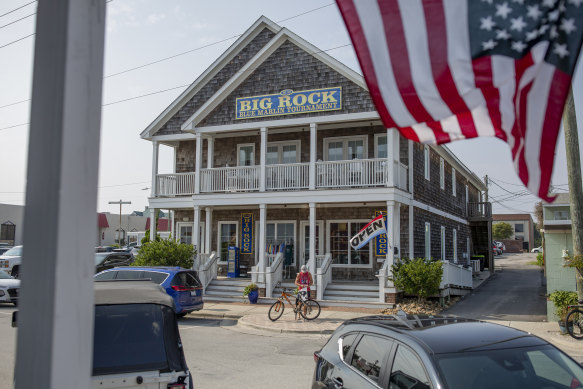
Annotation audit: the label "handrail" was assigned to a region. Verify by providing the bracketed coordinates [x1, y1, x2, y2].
[265, 252, 284, 298]
[375, 260, 391, 302]
[198, 251, 218, 294]
[316, 253, 332, 301]
[439, 260, 472, 289]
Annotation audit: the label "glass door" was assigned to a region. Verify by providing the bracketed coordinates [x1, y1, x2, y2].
[300, 221, 323, 267]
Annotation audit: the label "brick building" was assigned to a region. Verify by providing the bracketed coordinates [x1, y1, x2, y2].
[141, 17, 491, 305]
[492, 213, 535, 252]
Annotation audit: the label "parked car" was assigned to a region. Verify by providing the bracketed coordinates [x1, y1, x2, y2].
[532, 246, 543, 253]
[95, 246, 115, 253]
[94, 252, 134, 273]
[494, 240, 506, 252]
[312, 315, 583, 389]
[0, 246, 13, 256]
[0, 269, 19, 305]
[0, 245, 23, 278]
[94, 267, 203, 316]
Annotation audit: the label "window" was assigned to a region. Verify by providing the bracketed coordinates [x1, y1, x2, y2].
[514, 224, 524, 233]
[115, 270, 143, 279]
[452, 167, 456, 196]
[389, 346, 431, 389]
[218, 222, 238, 261]
[171, 271, 201, 288]
[324, 136, 367, 161]
[143, 271, 169, 284]
[425, 222, 431, 259]
[0, 222, 15, 242]
[375, 134, 388, 159]
[237, 143, 255, 166]
[439, 158, 445, 189]
[465, 185, 468, 204]
[340, 333, 358, 361]
[350, 335, 393, 382]
[266, 141, 300, 165]
[424, 145, 430, 180]
[441, 226, 446, 261]
[266, 222, 295, 265]
[453, 229, 457, 263]
[329, 221, 371, 266]
[94, 270, 116, 280]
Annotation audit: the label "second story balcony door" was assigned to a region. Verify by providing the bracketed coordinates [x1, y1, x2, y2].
[238, 144, 255, 167]
[324, 136, 366, 161]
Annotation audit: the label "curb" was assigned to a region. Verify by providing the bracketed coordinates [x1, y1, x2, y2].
[237, 316, 335, 335]
[184, 313, 244, 321]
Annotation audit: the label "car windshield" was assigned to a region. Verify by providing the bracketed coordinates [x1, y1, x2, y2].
[434, 345, 583, 389]
[3, 246, 22, 256]
[94, 253, 109, 266]
[0, 270, 13, 279]
[93, 303, 171, 375]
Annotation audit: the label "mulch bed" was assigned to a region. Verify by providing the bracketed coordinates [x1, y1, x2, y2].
[381, 297, 461, 316]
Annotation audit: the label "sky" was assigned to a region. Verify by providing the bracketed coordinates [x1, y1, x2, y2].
[0, 0, 581, 216]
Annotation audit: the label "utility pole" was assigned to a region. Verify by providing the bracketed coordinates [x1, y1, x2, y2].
[562, 90, 583, 302]
[109, 200, 131, 246]
[484, 174, 489, 202]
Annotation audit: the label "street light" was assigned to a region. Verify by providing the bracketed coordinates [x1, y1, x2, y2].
[108, 199, 131, 245]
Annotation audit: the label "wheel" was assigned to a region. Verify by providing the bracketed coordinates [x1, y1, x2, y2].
[299, 299, 321, 320]
[11, 267, 19, 279]
[566, 308, 583, 340]
[268, 300, 284, 321]
[176, 312, 188, 318]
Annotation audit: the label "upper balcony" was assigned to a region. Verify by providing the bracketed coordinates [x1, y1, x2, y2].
[467, 202, 492, 222]
[155, 158, 409, 196]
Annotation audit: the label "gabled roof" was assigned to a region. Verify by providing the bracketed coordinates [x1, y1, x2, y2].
[180, 26, 368, 131]
[140, 16, 281, 140]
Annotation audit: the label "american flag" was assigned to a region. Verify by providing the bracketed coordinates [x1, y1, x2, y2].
[336, 0, 583, 201]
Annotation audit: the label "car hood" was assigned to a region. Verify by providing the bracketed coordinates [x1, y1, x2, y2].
[0, 279, 20, 288]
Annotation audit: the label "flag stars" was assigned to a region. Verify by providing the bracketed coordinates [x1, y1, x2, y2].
[481, 0, 494, 4]
[560, 18, 577, 34]
[510, 16, 527, 31]
[496, 2, 513, 18]
[553, 42, 569, 57]
[550, 25, 559, 38]
[526, 29, 539, 41]
[482, 39, 498, 50]
[512, 40, 527, 52]
[543, 0, 557, 7]
[512, 0, 525, 4]
[526, 5, 542, 20]
[548, 9, 561, 22]
[480, 16, 496, 31]
[496, 29, 511, 40]
[569, 0, 583, 7]
[539, 24, 550, 35]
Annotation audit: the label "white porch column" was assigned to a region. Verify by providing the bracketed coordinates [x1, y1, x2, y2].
[309, 202, 316, 276]
[15, 1, 106, 386]
[150, 208, 157, 242]
[194, 132, 202, 194]
[260, 127, 267, 192]
[386, 128, 395, 187]
[409, 205, 414, 258]
[193, 205, 201, 255]
[309, 123, 317, 190]
[170, 210, 175, 240]
[386, 201, 396, 266]
[207, 136, 214, 168]
[408, 139, 414, 194]
[259, 204, 267, 282]
[151, 140, 159, 197]
[205, 207, 212, 254]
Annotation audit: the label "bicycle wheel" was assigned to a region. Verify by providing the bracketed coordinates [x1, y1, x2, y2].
[299, 299, 321, 320]
[566, 308, 583, 340]
[268, 300, 285, 322]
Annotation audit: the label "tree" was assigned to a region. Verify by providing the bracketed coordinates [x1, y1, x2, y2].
[492, 222, 513, 240]
[133, 239, 195, 269]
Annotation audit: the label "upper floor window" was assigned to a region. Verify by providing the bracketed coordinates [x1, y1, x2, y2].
[452, 167, 457, 196]
[266, 141, 300, 165]
[237, 144, 255, 166]
[0, 221, 15, 241]
[439, 158, 445, 189]
[324, 136, 367, 161]
[375, 134, 387, 159]
[424, 145, 430, 180]
[515, 224, 524, 233]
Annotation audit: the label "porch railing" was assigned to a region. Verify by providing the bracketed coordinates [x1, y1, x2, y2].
[316, 253, 332, 301]
[200, 166, 260, 192]
[376, 260, 391, 303]
[198, 251, 218, 294]
[440, 260, 473, 289]
[394, 161, 408, 191]
[266, 163, 309, 190]
[156, 172, 196, 196]
[265, 252, 284, 298]
[316, 158, 388, 188]
[467, 202, 492, 220]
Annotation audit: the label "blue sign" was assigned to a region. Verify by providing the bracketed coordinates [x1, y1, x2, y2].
[375, 211, 389, 257]
[241, 213, 254, 254]
[236, 87, 342, 120]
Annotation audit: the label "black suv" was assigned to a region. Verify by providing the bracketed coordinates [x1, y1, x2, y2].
[313, 315, 583, 389]
[94, 252, 134, 273]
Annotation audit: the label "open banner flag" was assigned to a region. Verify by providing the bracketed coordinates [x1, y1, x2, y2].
[336, 0, 583, 201]
[350, 215, 387, 250]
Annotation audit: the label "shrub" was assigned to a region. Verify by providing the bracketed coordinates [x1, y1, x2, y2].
[243, 283, 258, 296]
[391, 258, 443, 302]
[132, 239, 195, 269]
[536, 253, 544, 267]
[548, 290, 578, 321]
[141, 229, 162, 245]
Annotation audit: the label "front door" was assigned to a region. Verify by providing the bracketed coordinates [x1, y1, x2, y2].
[300, 221, 323, 267]
[177, 222, 205, 253]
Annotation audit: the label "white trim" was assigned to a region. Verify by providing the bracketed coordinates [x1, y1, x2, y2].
[440, 226, 446, 261]
[237, 143, 255, 166]
[266, 140, 301, 164]
[176, 221, 205, 253]
[424, 145, 430, 181]
[412, 200, 469, 225]
[323, 135, 368, 161]
[217, 221, 239, 262]
[374, 133, 388, 159]
[141, 16, 281, 139]
[327, 219, 374, 268]
[439, 157, 445, 190]
[299, 220, 324, 266]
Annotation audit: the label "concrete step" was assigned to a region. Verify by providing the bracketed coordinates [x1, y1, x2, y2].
[322, 295, 379, 302]
[325, 283, 379, 292]
[206, 285, 246, 293]
[324, 289, 379, 298]
[204, 290, 245, 297]
[204, 295, 247, 303]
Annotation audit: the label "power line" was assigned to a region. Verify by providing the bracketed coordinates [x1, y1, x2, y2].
[0, 1, 36, 19]
[0, 11, 35, 29]
[0, 32, 34, 49]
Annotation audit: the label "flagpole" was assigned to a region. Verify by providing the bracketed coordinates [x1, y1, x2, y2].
[562, 89, 583, 302]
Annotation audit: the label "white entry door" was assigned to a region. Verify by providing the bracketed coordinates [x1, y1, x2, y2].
[300, 221, 323, 267]
[177, 222, 205, 253]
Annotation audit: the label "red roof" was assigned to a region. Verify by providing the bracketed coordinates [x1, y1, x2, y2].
[145, 218, 169, 231]
[98, 213, 109, 228]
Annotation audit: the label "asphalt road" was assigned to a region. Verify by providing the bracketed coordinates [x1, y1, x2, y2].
[444, 252, 547, 321]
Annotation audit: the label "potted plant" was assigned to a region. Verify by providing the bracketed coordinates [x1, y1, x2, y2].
[243, 283, 259, 304]
[548, 290, 578, 334]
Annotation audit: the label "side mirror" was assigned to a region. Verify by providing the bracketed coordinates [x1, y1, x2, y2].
[11, 311, 17, 328]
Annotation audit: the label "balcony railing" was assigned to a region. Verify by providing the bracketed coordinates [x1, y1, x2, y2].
[467, 202, 492, 220]
[155, 158, 409, 196]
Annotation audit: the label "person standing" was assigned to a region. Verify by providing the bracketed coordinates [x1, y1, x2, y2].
[295, 265, 313, 299]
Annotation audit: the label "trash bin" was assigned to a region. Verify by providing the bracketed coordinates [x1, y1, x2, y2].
[227, 246, 240, 278]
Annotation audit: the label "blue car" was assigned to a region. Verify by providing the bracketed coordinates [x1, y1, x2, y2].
[94, 266, 203, 316]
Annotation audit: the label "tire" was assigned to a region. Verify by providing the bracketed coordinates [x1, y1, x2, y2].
[268, 300, 284, 321]
[11, 267, 19, 279]
[299, 299, 321, 320]
[566, 308, 583, 340]
[177, 312, 188, 318]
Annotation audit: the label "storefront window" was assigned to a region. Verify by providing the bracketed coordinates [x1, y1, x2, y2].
[265, 222, 295, 265]
[219, 222, 237, 261]
[330, 222, 370, 266]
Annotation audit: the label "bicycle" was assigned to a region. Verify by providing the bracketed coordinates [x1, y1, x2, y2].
[566, 303, 583, 340]
[268, 283, 321, 322]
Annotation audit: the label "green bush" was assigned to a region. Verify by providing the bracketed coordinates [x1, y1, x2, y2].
[391, 258, 443, 302]
[132, 239, 195, 269]
[548, 290, 578, 321]
[536, 253, 544, 267]
[493, 222, 513, 240]
[141, 229, 162, 245]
